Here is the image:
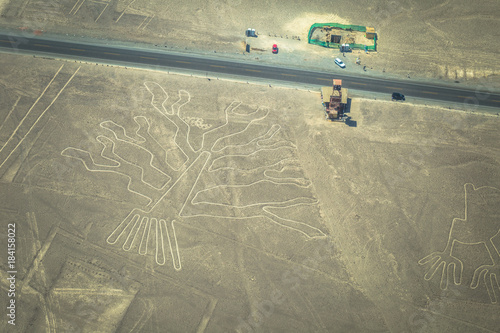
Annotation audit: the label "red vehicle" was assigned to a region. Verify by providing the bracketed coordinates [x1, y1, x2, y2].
[272, 44, 278, 54]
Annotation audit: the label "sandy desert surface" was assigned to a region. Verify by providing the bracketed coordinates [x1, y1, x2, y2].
[0, 0, 499, 88]
[1, 1, 500, 332]
[0, 53, 499, 332]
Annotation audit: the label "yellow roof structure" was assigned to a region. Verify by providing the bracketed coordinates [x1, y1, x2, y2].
[366, 27, 376, 39]
[341, 88, 348, 104]
[321, 86, 333, 100]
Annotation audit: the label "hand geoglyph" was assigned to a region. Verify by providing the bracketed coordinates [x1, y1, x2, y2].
[419, 184, 500, 304]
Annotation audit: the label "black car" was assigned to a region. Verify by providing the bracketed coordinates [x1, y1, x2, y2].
[392, 92, 405, 101]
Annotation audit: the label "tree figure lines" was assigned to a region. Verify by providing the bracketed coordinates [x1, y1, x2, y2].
[62, 81, 326, 271]
[419, 183, 500, 304]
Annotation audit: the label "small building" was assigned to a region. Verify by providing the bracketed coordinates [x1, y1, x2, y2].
[366, 27, 376, 39]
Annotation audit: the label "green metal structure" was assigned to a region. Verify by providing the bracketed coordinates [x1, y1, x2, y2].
[307, 23, 377, 51]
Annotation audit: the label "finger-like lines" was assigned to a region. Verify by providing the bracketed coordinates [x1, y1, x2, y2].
[79, 81, 327, 270]
[419, 183, 500, 304]
[107, 212, 181, 269]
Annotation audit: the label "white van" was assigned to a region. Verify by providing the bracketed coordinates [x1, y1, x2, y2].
[334, 58, 346, 68]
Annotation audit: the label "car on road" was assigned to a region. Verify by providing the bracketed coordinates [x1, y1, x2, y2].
[272, 44, 278, 54]
[392, 92, 405, 101]
[334, 58, 346, 68]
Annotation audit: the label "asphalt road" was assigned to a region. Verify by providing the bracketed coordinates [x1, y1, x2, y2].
[1, 33, 499, 109]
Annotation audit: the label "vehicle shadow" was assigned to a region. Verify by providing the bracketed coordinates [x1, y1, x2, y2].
[344, 98, 356, 127]
[345, 116, 357, 127]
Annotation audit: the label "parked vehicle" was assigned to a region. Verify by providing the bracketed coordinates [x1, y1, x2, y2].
[245, 28, 257, 37]
[392, 92, 405, 101]
[272, 44, 278, 54]
[334, 58, 346, 68]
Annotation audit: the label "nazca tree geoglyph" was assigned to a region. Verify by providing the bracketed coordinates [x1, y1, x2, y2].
[62, 82, 326, 271]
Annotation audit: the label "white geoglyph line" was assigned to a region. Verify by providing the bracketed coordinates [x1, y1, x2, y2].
[171, 90, 196, 153]
[210, 111, 281, 152]
[144, 81, 170, 114]
[192, 192, 316, 209]
[157, 218, 165, 265]
[132, 116, 187, 172]
[69, 0, 83, 14]
[419, 183, 500, 302]
[99, 120, 172, 189]
[149, 150, 210, 212]
[262, 204, 325, 238]
[180, 198, 325, 239]
[236, 124, 281, 148]
[210, 108, 270, 152]
[254, 125, 287, 148]
[26, 212, 57, 331]
[256, 125, 282, 144]
[211, 124, 296, 162]
[211, 157, 298, 174]
[462, 184, 500, 303]
[73, 81, 326, 270]
[129, 299, 154, 333]
[263, 169, 312, 187]
[208, 146, 297, 172]
[122, 214, 139, 251]
[141, 15, 155, 30]
[101, 120, 144, 143]
[124, 215, 144, 251]
[144, 82, 193, 164]
[72, 0, 87, 15]
[200, 101, 242, 152]
[163, 219, 182, 271]
[179, 100, 322, 238]
[139, 217, 151, 255]
[51, 288, 133, 296]
[193, 178, 313, 205]
[93, 2, 109, 23]
[105, 151, 210, 267]
[63, 116, 186, 203]
[178, 151, 212, 216]
[0, 96, 21, 135]
[115, 0, 136, 22]
[107, 211, 138, 246]
[192, 150, 323, 237]
[105, 151, 211, 252]
[1, 66, 80, 170]
[61, 146, 154, 205]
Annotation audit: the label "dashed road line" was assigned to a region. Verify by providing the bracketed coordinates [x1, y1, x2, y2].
[140, 56, 157, 60]
[104, 52, 120, 56]
[70, 48, 85, 52]
[281, 73, 296, 77]
[175, 60, 191, 64]
[351, 82, 367, 85]
[209, 64, 226, 68]
[34, 44, 51, 48]
[244, 69, 261, 72]
[422, 91, 438, 95]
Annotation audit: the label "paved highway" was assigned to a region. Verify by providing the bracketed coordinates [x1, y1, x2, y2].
[1, 33, 499, 109]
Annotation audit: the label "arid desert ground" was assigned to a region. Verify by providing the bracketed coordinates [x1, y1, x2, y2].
[0, 53, 499, 332]
[1, 0, 500, 332]
[0, 0, 499, 86]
